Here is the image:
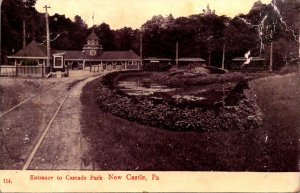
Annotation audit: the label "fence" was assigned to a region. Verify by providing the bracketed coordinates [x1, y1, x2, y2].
[89, 63, 140, 72]
[0, 65, 16, 76]
[0, 65, 51, 77]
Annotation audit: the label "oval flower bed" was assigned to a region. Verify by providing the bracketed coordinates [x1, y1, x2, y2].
[96, 71, 264, 132]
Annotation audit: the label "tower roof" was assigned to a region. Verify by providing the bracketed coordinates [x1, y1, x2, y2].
[87, 30, 100, 40]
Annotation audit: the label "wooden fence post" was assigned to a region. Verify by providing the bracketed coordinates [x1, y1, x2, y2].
[16, 64, 18, 77]
[66, 63, 69, 77]
[42, 64, 44, 78]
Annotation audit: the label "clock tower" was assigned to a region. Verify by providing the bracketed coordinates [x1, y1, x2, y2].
[83, 29, 103, 57]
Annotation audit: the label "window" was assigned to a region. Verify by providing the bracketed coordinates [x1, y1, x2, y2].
[54, 56, 63, 68]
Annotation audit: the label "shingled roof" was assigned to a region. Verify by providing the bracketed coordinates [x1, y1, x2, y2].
[100, 51, 140, 60]
[55, 50, 141, 61]
[56, 50, 84, 60]
[86, 31, 100, 40]
[178, 57, 206, 62]
[144, 57, 172, 61]
[9, 40, 48, 58]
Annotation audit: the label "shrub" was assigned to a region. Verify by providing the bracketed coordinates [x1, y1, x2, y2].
[165, 72, 245, 87]
[205, 66, 228, 74]
[96, 71, 263, 132]
[142, 62, 173, 72]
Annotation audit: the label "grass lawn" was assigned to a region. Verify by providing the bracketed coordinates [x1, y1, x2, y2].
[250, 74, 300, 171]
[81, 73, 299, 171]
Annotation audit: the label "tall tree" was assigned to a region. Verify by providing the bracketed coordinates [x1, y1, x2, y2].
[1, 0, 42, 63]
[245, 0, 300, 69]
[74, 15, 87, 30]
[115, 27, 134, 51]
[94, 23, 116, 50]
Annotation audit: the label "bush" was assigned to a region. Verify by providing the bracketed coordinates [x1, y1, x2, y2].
[165, 72, 245, 87]
[142, 62, 173, 71]
[205, 66, 228, 74]
[96, 71, 263, 132]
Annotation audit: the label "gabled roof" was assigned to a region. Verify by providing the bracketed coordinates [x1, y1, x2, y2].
[144, 57, 172, 61]
[232, 57, 267, 61]
[100, 51, 140, 60]
[86, 31, 100, 40]
[9, 40, 48, 58]
[56, 50, 141, 61]
[56, 50, 84, 59]
[178, 57, 205, 62]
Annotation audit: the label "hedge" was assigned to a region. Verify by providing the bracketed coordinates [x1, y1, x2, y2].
[96, 71, 264, 132]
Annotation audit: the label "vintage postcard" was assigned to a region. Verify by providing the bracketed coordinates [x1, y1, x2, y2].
[0, 0, 299, 192]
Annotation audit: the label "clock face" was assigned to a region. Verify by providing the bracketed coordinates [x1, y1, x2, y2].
[90, 50, 97, 56]
[91, 40, 96, 45]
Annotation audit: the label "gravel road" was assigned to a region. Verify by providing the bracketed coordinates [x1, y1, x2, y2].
[0, 73, 105, 170]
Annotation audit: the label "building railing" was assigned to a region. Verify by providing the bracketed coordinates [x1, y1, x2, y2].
[0, 65, 51, 77]
[89, 63, 140, 72]
[0, 65, 16, 76]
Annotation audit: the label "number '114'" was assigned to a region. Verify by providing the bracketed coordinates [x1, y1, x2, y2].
[3, 179, 12, 183]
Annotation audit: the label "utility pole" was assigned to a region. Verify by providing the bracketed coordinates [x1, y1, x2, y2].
[140, 33, 143, 60]
[299, 27, 300, 59]
[208, 36, 212, 66]
[176, 41, 179, 66]
[0, 1, 2, 65]
[298, 26, 300, 73]
[139, 33, 143, 69]
[270, 41, 273, 72]
[221, 39, 226, 69]
[23, 20, 26, 48]
[44, 5, 51, 68]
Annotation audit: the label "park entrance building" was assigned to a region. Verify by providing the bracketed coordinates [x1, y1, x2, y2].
[4, 30, 142, 77]
[56, 30, 142, 72]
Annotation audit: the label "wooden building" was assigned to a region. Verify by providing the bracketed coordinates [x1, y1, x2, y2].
[56, 30, 142, 72]
[143, 57, 173, 71]
[5, 40, 52, 77]
[5, 30, 141, 77]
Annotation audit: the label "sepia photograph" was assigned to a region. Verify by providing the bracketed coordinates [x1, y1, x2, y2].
[0, 0, 299, 187]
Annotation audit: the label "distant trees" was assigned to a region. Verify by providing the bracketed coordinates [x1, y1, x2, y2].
[1, 0, 43, 63]
[94, 23, 115, 50]
[1, 0, 300, 69]
[243, 0, 300, 69]
[115, 27, 140, 54]
[141, 13, 229, 66]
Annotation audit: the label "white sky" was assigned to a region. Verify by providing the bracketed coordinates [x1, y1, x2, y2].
[35, 0, 272, 29]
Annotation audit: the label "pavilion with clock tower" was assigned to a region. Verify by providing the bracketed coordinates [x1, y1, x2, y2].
[83, 30, 103, 57]
[7, 27, 142, 76]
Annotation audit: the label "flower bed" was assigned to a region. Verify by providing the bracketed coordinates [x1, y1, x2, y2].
[96, 71, 264, 132]
[165, 71, 245, 87]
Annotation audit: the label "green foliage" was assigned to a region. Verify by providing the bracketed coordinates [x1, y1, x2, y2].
[226, 0, 300, 69]
[142, 62, 173, 71]
[2, 0, 299, 69]
[1, 0, 42, 63]
[94, 23, 116, 50]
[164, 71, 244, 88]
[114, 27, 140, 54]
[96, 71, 263, 132]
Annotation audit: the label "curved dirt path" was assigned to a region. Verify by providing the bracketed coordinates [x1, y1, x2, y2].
[28, 75, 104, 170]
